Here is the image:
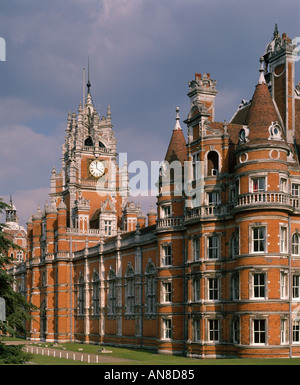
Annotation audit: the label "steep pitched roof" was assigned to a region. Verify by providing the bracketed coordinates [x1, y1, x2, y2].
[246, 82, 282, 141]
[230, 102, 251, 125]
[164, 108, 187, 164]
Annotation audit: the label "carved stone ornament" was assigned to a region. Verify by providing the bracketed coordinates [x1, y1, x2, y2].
[238, 126, 250, 143]
[268, 121, 283, 141]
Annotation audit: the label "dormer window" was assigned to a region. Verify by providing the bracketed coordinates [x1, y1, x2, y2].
[268, 122, 282, 140]
[239, 126, 249, 143]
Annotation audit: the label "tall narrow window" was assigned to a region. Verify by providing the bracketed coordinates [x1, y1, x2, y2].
[292, 183, 300, 197]
[208, 319, 219, 342]
[163, 319, 172, 339]
[230, 231, 239, 258]
[231, 274, 239, 300]
[194, 319, 201, 342]
[92, 272, 100, 315]
[207, 151, 219, 176]
[280, 178, 288, 193]
[108, 270, 116, 315]
[292, 233, 300, 255]
[252, 226, 266, 253]
[193, 238, 200, 261]
[208, 235, 220, 259]
[162, 205, 171, 218]
[293, 320, 300, 343]
[281, 319, 288, 344]
[192, 153, 200, 180]
[16, 250, 23, 262]
[125, 266, 135, 314]
[280, 271, 288, 299]
[145, 262, 156, 315]
[232, 318, 240, 344]
[162, 245, 172, 266]
[193, 279, 200, 301]
[78, 275, 85, 315]
[104, 220, 112, 236]
[253, 273, 266, 298]
[208, 277, 219, 300]
[162, 281, 172, 303]
[280, 226, 288, 253]
[293, 275, 300, 299]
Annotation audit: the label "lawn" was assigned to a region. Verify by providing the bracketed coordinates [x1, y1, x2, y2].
[3, 337, 300, 365]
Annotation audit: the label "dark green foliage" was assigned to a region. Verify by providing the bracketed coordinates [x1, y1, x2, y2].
[0, 198, 36, 363]
[0, 342, 32, 364]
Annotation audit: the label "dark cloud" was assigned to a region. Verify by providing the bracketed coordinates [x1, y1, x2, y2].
[0, 0, 299, 225]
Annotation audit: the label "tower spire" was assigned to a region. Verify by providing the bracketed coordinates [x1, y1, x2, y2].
[273, 23, 279, 39]
[83, 66, 86, 105]
[87, 56, 91, 94]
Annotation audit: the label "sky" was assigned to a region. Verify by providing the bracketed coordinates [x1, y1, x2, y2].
[0, 0, 299, 227]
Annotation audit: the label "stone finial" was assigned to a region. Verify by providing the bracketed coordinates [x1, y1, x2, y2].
[258, 57, 266, 84]
[174, 107, 181, 131]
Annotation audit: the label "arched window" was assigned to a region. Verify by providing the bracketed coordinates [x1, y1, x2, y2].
[40, 300, 47, 338]
[42, 271, 46, 287]
[292, 233, 300, 255]
[84, 136, 93, 146]
[207, 151, 219, 176]
[229, 229, 239, 258]
[78, 274, 85, 315]
[145, 261, 156, 315]
[125, 265, 135, 314]
[92, 271, 100, 315]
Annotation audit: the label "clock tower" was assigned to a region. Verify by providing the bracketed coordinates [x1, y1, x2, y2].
[49, 79, 128, 237]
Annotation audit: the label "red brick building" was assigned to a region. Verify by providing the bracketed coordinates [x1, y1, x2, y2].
[8, 26, 300, 358]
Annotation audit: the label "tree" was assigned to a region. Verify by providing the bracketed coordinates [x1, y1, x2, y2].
[0, 197, 35, 363]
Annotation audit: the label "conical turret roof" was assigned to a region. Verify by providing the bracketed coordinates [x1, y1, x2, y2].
[164, 108, 187, 163]
[246, 82, 281, 141]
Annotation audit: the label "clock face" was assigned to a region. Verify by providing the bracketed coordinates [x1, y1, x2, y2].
[89, 160, 105, 177]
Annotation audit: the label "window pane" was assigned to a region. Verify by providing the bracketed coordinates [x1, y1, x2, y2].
[292, 184, 300, 197]
[208, 192, 219, 205]
[293, 321, 300, 342]
[209, 278, 219, 300]
[292, 234, 300, 255]
[193, 238, 200, 261]
[209, 319, 219, 341]
[293, 275, 300, 298]
[253, 319, 266, 344]
[253, 273, 265, 298]
[253, 177, 265, 192]
[208, 236, 219, 259]
[253, 227, 265, 252]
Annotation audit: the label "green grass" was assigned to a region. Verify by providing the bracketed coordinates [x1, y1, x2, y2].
[3, 337, 300, 365]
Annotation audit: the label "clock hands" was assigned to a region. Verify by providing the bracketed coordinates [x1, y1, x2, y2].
[90, 160, 104, 177]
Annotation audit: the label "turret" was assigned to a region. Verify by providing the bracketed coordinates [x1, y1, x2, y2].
[262, 24, 297, 143]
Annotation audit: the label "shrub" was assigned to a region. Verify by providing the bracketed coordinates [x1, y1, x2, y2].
[0, 342, 32, 364]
